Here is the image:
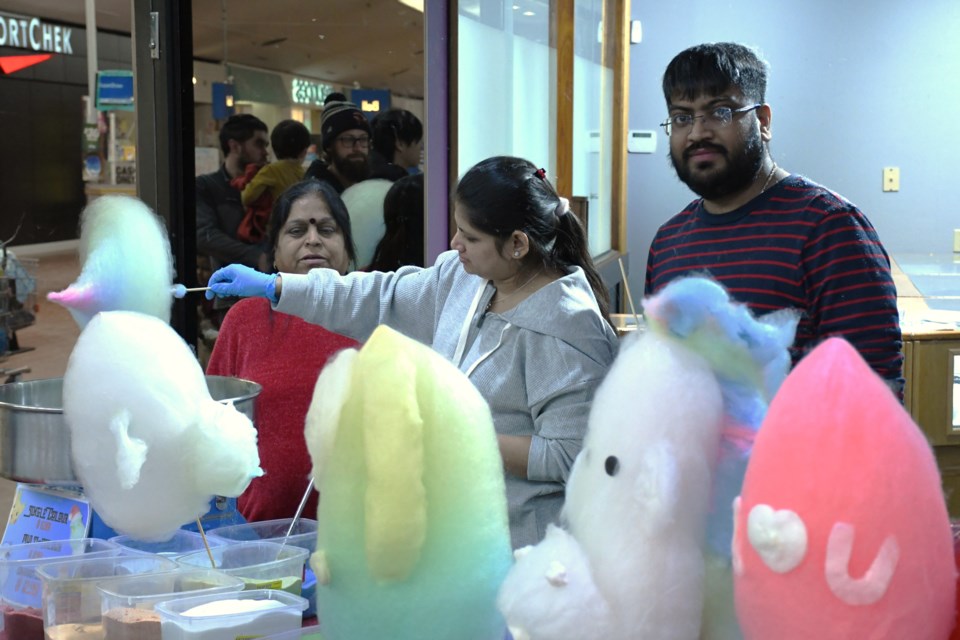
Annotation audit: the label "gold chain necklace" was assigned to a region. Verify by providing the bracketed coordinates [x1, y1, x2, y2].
[761, 162, 780, 193]
[487, 269, 543, 312]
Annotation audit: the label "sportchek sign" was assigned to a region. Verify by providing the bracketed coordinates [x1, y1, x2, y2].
[0, 11, 74, 55]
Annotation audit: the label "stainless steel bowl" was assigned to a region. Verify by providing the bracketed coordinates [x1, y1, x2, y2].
[0, 376, 261, 485]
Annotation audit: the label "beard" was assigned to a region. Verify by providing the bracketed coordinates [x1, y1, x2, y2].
[671, 128, 764, 201]
[332, 151, 371, 184]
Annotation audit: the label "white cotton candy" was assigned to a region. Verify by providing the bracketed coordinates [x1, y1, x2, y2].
[497, 525, 612, 640]
[48, 195, 175, 328]
[340, 178, 392, 267]
[497, 331, 725, 640]
[63, 310, 263, 541]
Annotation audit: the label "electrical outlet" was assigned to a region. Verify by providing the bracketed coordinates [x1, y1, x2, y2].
[883, 167, 900, 192]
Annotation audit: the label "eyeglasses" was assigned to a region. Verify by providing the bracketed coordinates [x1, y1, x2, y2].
[659, 104, 762, 136]
[336, 135, 370, 148]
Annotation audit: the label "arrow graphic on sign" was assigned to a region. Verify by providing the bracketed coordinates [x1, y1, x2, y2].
[0, 54, 53, 74]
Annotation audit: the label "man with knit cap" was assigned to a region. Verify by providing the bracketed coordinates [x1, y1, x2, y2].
[304, 99, 373, 193]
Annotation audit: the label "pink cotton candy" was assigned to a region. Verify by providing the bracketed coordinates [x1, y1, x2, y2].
[734, 338, 956, 640]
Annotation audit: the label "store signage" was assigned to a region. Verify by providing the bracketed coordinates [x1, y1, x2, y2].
[292, 78, 334, 106]
[351, 89, 391, 119]
[96, 70, 135, 110]
[2, 484, 90, 546]
[0, 53, 51, 74]
[0, 12, 74, 55]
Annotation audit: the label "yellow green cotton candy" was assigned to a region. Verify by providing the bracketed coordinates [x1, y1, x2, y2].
[304, 325, 512, 640]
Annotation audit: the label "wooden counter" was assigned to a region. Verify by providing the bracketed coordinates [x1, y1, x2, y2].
[893, 257, 960, 514]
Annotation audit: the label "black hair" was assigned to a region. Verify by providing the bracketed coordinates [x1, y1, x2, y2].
[367, 173, 425, 272]
[270, 120, 312, 160]
[266, 179, 358, 272]
[218, 114, 268, 156]
[371, 109, 423, 162]
[455, 156, 611, 323]
[662, 42, 768, 105]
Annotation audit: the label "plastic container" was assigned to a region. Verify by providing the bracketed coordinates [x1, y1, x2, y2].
[176, 541, 308, 595]
[155, 589, 307, 639]
[109, 530, 229, 559]
[207, 519, 317, 554]
[97, 569, 245, 640]
[207, 519, 318, 617]
[0, 538, 120, 640]
[37, 554, 179, 636]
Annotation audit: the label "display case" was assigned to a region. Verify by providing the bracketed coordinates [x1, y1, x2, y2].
[895, 253, 960, 514]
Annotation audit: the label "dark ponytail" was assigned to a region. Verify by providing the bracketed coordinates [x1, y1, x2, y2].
[550, 208, 610, 322]
[455, 156, 611, 324]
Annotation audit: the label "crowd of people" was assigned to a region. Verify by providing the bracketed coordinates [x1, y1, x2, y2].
[195, 41, 903, 547]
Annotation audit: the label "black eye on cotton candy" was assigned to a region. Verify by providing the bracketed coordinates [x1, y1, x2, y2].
[604, 456, 620, 476]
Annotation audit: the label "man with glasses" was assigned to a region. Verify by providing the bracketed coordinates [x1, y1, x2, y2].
[645, 42, 902, 389]
[305, 99, 373, 193]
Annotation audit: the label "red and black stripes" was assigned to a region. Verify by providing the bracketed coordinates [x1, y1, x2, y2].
[645, 174, 902, 382]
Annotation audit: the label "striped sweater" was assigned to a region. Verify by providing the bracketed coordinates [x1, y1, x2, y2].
[644, 174, 902, 383]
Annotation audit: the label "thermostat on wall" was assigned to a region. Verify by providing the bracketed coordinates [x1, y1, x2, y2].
[627, 130, 657, 154]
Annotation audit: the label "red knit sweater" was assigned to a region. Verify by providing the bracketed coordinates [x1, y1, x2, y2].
[207, 298, 360, 522]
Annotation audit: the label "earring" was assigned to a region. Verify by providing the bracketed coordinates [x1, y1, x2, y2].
[514, 250, 521, 257]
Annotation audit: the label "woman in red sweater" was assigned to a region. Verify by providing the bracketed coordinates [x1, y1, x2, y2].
[207, 179, 360, 521]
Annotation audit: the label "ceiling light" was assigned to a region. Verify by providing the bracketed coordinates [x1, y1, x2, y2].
[398, 0, 424, 11]
[191, 76, 197, 85]
[523, 10, 535, 16]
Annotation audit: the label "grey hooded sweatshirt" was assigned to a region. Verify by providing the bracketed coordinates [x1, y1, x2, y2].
[275, 249, 619, 549]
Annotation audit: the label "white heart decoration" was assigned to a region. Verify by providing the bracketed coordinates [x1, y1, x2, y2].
[747, 503, 808, 574]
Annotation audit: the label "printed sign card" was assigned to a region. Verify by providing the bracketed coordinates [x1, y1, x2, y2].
[2, 483, 90, 546]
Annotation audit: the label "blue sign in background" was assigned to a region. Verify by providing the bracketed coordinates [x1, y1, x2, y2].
[350, 89, 391, 121]
[212, 81, 236, 120]
[96, 70, 135, 110]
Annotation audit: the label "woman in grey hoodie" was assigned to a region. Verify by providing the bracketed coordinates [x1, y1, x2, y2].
[207, 156, 620, 549]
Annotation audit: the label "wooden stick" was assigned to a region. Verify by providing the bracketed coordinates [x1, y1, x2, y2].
[277, 477, 315, 558]
[617, 257, 642, 328]
[195, 518, 217, 568]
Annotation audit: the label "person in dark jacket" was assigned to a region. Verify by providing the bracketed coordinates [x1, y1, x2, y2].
[304, 100, 372, 193]
[195, 113, 271, 326]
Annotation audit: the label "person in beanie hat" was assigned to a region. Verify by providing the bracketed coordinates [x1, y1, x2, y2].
[305, 99, 373, 193]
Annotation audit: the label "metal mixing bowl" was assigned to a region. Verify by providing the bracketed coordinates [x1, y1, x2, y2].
[0, 376, 261, 485]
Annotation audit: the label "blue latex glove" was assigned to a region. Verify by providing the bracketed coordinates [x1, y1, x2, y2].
[205, 265, 279, 302]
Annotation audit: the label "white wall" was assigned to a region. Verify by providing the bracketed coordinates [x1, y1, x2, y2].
[625, 1, 960, 300]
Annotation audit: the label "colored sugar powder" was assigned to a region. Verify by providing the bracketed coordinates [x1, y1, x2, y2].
[102, 607, 162, 640]
[2, 605, 44, 640]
